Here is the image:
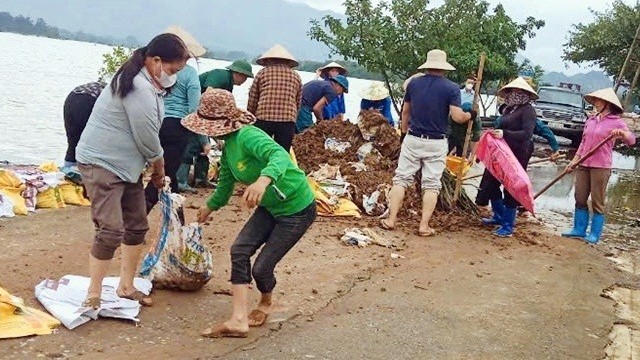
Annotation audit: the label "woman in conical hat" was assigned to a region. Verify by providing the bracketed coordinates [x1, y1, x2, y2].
[562, 88, 635, 244]
[477, 77, 539, 238]
[360, 81, 394, 125]
[315, 61, 348, 121]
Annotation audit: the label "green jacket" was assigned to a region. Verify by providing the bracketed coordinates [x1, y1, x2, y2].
[199, 69, 233, 93]
[447, 116, 482, 143]
[206, 126, 315, 217]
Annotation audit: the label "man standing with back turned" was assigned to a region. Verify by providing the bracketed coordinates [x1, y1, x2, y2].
[380, 49, 476, 236]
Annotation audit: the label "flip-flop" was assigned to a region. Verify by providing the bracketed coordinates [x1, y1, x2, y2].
[417, 228, 436, 237]
[117, 290, 153, 307]
[82, 297, 101, 310]
[379, 219, 395, 230]
[201, 323, 248, 338]
[248, 309, 268, 327]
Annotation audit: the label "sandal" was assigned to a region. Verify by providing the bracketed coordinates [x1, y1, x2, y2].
[201, 323, 248, 338]
[379, 219, 395, 230]
[117, 290, 153, 307]
[248, 309, 268, 327]
[82, 297, 101, 310]
[418, 228, 436, 237]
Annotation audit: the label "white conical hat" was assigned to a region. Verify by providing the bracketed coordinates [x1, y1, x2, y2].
[584, 88, 623, 113]
[497, 77, 539, 100]
[164, 25, 206, 57]
[256, 44, 299, 67]
[360, 81, 390, 101]
[418, 49, 456, 71]
[320, 61, 347, 74]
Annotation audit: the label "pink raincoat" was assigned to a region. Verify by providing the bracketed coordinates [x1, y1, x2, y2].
[476, 132, 535, 214]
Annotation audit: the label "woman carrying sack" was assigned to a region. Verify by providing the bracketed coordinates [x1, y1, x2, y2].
[477, 77, 538, 237]
[183, 88, 316, 338]
[562, 88, 635, 243]
[76, 33, 189, 308]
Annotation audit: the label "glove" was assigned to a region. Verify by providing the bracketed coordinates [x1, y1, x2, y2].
[468, 110, 478, 120]
[461, 102, 473, 112]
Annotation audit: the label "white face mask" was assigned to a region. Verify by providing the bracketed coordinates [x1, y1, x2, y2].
[465, 83, 474, 90]
[156, 62, 177, 88]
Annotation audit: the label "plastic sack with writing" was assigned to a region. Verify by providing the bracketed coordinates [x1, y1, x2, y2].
[476, 132, 535, 214]
[139, 186, 213, 291]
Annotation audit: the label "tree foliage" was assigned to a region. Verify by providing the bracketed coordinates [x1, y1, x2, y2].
[98, 46, 133, 82]
[308, 0, 545, 107]
[563, 0, 640, 84]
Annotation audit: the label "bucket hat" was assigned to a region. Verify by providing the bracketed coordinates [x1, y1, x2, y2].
[256, 44, 298, 68]
[226, 60, 254, 78]
[330, 75, 349, 93]
[418, 49, 456, 71]
[497, 77, 539, 100]
[360, 81, 389, 101]
[164, 25, 206, 57]
[181, 88, 256, 137]
[584, 88, 623, 113]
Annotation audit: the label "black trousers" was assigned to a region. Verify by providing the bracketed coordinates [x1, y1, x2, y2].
[145, 117, 192, 213]
[63, 92, 97, 163]
[254, 120, 296, 151]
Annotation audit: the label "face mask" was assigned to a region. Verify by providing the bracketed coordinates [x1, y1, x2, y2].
[155, 62, 177, 88]
[465, 83, 474, 90]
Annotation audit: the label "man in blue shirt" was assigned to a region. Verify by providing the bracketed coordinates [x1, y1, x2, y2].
[381, 50, 475, 236]
[296, 75, 348, 133]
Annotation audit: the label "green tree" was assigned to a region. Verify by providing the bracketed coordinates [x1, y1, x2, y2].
[98, 46, 133, 82]
[564, 1, 640, 83]
[309, 0, 544, 112]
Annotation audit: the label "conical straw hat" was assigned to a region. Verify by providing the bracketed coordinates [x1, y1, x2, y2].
[584, 88, 623, 113]
[360, 81, 390, 101]
[256, 44, 299, 67]
[164, 25, 206, 57]
[497, 77, 539, 100]
[320, 61, 347, 75]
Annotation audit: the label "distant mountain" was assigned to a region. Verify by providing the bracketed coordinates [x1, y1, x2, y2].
[0, 0, 341, 60]
[541, 71, 614, 93]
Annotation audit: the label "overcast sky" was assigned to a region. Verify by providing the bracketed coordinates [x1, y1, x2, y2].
[287, 0, 631, 75]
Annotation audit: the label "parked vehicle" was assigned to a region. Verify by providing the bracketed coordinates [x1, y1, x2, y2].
[532, 84, 589, 147]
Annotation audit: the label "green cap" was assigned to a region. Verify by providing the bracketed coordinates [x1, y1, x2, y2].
[226, 60, 254, 78]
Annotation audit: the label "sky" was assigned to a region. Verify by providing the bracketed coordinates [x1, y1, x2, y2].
[287, 0, 629, 75]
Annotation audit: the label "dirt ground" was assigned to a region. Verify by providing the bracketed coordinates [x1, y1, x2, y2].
[0, 190, 635, 359]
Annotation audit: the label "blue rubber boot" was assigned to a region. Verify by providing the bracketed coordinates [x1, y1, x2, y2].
[482, 199, 505, 226]
[561, 208, 589, 238]
[493, 207, 517, 238]
[584, 213, 605, 244]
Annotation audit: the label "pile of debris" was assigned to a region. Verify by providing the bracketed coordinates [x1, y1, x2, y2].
[292, 110, 478, 218]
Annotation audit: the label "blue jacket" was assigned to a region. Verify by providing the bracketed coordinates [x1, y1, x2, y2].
[494, 117, 559, 152]
[323, 94, 346, 119]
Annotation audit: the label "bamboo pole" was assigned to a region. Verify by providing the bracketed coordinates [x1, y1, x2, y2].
[614, 23, 640, 92]
[624, 62, 640, 110]
[534, 134, 615, 199]
[462, 154, 567, 181]
[453, 53, 486, 202]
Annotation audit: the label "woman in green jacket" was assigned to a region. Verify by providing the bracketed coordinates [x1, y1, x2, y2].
[182, 88, 317, 339]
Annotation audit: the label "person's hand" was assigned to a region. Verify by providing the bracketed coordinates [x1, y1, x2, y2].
[151, 171, 165, 189]
[242, 176, 271, 209]
[468, 109, 478, 121]
[197, 206, 212, 223]
[565, 161, 578, 173]
[550, 151, 561, 161]
[611, 128, 629, 139]
[201, 143, 212, 156]
[491, 129, 503, 138]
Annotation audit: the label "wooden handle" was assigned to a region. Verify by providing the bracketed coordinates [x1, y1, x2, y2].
[461, 154, 567, 181]
[534, 134, 615, 199]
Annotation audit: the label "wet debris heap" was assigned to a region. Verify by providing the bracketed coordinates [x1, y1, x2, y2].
[292, 110, 478, 216]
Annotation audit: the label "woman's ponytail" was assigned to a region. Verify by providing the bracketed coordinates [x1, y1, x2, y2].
[111, 46, 147, 98]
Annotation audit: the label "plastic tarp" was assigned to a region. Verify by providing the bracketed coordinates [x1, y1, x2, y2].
[0, 286, 60, 338]
[476, 132, 535, 214]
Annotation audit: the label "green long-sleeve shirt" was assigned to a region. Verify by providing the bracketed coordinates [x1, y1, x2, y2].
[206, 125, 315, 217]
[199, 69, 233, 93]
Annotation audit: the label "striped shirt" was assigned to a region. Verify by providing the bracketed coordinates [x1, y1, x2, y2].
[247, 65, 302, 122]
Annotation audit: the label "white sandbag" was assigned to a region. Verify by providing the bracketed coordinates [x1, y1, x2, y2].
[139, 187, 213, 291]
[34, 275, 152, 330]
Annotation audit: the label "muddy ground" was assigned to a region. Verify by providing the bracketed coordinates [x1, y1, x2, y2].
[2, 187, 638, 360]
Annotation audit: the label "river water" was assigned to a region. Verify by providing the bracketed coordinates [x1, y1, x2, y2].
[0, 32, 392, 164]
